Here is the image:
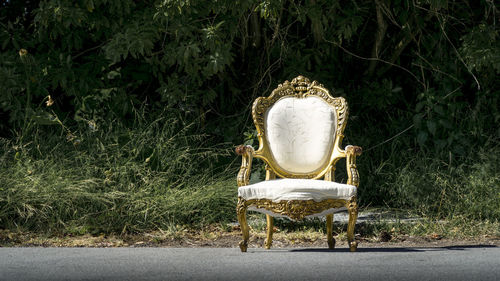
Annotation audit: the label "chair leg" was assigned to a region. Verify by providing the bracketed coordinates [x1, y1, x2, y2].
[264, 214, 274, 249]
[346, 198, 358, 252]
[326, 214, 335, 249]
[237, 200, 249, 252]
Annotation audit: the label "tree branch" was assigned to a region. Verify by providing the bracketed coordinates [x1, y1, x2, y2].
[367, 0, 388, 76]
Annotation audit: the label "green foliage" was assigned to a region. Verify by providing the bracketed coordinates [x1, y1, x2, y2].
[1, 0, 498, 142]
[460, 23, 500, 75]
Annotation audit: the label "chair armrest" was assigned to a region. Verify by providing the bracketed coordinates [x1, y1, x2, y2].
[235, 145, 255, 187]
[345, 145, 362, 187]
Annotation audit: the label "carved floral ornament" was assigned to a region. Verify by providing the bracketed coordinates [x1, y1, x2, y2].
[237, 197, 355, 221]
[252, 76, 348, 137]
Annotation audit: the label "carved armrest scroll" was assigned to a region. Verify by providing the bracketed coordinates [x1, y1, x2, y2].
[236, 145, 255, 187]
[345, 145, 362, 187]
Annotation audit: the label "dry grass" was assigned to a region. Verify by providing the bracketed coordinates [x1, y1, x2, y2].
[2, 218, 498, 248]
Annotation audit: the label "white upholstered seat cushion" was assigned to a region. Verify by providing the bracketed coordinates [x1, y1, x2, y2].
[238, 179, 356, 201]
[238, 179, 356, 218]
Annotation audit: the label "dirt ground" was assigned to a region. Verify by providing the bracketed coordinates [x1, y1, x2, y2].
[1, 226, 498, 249]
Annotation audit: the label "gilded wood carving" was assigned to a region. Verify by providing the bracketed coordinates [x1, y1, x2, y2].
[236, 145, 254, 187]
[238, 197, 348, 221]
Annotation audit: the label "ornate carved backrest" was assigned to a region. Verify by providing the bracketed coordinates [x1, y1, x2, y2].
[252, 76, 349, 179]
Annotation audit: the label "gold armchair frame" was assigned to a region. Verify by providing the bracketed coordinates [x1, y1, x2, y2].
[236, 76, 362, 252]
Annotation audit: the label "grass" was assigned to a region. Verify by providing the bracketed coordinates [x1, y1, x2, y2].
[0, 107, 498, 242]
[245, 211, 499, 241]
[1, 214, 498, 247]
[0, 111, 238, 234]
[373, 145, 500, 222]
[352, 119, 500, 223]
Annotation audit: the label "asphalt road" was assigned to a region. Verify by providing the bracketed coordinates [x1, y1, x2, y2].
[1, 246, 499, 281]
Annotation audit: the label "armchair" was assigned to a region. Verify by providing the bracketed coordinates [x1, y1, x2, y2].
[235, 76, 362, 252]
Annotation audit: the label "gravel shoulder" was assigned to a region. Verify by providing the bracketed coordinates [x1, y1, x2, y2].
[1, 227, 498, 249]
[2, 210, 498, 249]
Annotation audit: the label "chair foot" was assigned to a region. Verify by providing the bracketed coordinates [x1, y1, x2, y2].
[328, 237, 336, 249]
[326, 214, 335, 249]
[237, 198, 250, 253]
[239, 240, 248, 252]
[264, 239, 272, 249]
[346, 197, 358, 252]
[265, 214, 273, 249]
[349, 241, 358, 252]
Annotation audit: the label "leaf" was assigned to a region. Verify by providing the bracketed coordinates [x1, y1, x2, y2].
[86, 0, 95, 12]
[417, 131, 428, 146]
[434, 139, 447, 150]
[433, 105, 444, 115]
[31, 111, 60, 125]
[439, 119, 453, 129]
[2, 38, 9, 50]
[12, 38, 19, 49]
[107, 70, 121, 80]
[413, 113, 424, 128]
[415, 102, 425, 112]
[427, 120, 437, 136]
[392, 86, 402, 93]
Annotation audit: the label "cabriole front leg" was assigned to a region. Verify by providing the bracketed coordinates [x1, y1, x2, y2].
[346, 197, 358, 252]
[265, 214, 274, 249]
[326, 214, 335, 249]
[237, 197, 249, 252]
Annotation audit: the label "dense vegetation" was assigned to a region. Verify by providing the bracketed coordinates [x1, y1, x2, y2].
[0, 0, 498, 233]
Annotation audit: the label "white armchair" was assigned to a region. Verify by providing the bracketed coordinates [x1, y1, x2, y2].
[235, 76, 362, 252]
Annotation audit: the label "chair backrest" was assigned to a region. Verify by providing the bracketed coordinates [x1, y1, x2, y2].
[252, 76, 348, 179]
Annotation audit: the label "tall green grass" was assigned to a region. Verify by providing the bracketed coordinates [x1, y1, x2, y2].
[386, 149, 499, 220]
[0, 111, 237, 234]
[356, 136, 499, 222]
[1, 106, 498, 236]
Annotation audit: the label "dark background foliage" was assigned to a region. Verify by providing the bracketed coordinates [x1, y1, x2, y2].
[0, 0, 499, 231]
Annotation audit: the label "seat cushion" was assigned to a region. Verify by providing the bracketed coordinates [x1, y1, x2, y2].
[238, 179, 356, 202]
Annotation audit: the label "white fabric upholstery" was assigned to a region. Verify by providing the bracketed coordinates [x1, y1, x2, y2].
[238, 179, 356, 202]
[265, 96, 336, 174]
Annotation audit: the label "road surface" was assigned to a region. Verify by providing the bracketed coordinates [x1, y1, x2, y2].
[1, 246, 498, 280]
